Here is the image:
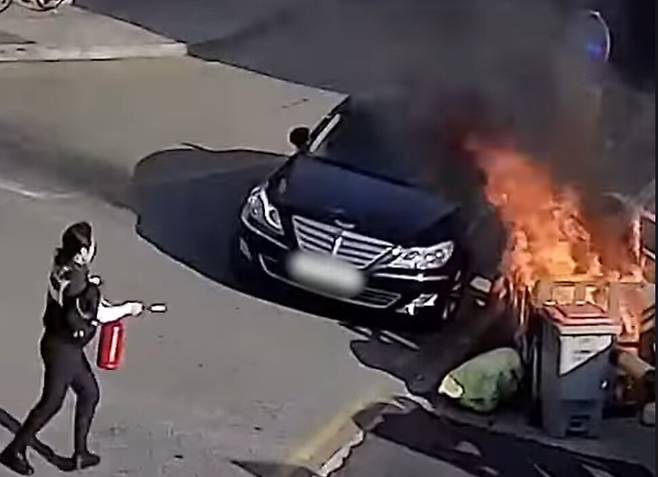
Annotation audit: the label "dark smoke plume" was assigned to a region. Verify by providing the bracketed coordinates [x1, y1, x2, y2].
[389, 0, 654, 214]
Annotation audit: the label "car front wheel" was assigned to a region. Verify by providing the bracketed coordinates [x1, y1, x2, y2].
[441, 269, 468, 322]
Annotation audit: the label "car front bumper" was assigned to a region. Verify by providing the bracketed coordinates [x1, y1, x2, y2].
[238, 215, 464, 319]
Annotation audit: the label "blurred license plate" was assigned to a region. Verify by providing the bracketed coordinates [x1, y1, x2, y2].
[287, 252, 365, 298]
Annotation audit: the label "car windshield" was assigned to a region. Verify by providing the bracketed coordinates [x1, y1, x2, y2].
[311, 103, 425, 187]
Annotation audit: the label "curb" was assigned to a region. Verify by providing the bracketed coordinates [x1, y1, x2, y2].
[0, 41, 188, 62]
[316, 396, 428, 477]
[275, 387, 391, 477]
[276, 393, 407, 477]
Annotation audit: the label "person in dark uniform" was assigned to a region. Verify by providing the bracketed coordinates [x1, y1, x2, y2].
[0, 222, 144, 475]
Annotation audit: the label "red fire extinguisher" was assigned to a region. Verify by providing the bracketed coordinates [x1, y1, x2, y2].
[97, 320, 126, 371]
[96, 303, 167, 371]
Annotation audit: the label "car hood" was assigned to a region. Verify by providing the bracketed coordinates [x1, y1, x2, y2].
[271, 157, 459, 245]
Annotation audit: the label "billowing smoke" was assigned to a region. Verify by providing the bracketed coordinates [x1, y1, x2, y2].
[204, 0, 652, 207]
[389, 0, 654, 219]
[349, 0, 655, 275]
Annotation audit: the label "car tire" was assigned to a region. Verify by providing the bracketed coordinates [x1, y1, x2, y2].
[408, 272, 467, 333]
[407, 268, 469, 332]
[442, 269, 468, 322]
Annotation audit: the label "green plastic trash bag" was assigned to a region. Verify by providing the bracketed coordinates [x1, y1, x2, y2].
[438, 347, 524, 413]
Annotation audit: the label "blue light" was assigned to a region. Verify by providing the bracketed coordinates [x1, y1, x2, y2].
[586, 42, 606, 62]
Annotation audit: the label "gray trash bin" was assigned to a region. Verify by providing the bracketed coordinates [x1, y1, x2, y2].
[535, 303, 620, 437]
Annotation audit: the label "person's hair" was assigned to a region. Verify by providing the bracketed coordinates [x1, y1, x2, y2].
[54, 222, 92, 266]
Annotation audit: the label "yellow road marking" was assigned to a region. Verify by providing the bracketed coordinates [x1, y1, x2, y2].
[280, 385, 391, 476]
[279, 334, 424, 476]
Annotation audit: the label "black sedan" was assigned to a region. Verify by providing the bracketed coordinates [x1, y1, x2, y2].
[234, 97, 475, 322]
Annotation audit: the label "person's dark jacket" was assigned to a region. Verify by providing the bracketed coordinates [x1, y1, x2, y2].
[43, 263, 100, 347]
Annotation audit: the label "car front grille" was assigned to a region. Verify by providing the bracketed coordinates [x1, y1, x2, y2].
[292, 215, 393, 269]
[356, 288, 402, 308]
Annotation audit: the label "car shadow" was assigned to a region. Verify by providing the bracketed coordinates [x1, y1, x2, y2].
[346, 291, 521, 400]
[131, 146, 280, 289]
[130, 146, 440, 336]
[0, 409, 74, 472]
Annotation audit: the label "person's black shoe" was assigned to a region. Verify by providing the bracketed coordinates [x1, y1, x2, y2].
[53, 455, 76, 472]
[0, 448, 34, 476]
[72, 451, 100, 470]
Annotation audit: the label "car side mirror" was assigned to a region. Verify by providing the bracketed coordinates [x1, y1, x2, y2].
[289, 127, 311, 151]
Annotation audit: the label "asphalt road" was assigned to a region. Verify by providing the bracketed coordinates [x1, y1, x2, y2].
[0, 54, 506, 477]
[0, 57, 413, 477]
[0, 136, 423, 477]
[0, 56, 519, 477]
[0, 116, 506, 477]
[76, 0, 305, 46]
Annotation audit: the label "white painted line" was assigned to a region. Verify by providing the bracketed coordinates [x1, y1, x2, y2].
[0, 178, 78, 200]
[0, 42, 187, 62]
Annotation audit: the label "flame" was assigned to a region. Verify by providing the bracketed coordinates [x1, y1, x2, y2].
[466, 135, 646, 338]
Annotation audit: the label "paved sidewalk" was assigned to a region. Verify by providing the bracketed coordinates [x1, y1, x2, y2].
[0, 4, 186, 61]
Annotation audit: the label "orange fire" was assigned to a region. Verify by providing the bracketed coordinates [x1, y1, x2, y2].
[465, 135, 646, 338]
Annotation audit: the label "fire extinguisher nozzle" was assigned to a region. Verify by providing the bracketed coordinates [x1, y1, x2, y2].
[148, 304, 167, 313]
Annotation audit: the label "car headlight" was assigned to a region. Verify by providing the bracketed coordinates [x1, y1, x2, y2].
[245, 186, 283, 234]
[388, 241, 455, 270]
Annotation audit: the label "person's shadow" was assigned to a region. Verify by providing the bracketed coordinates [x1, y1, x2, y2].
[0, 409, 74, 472]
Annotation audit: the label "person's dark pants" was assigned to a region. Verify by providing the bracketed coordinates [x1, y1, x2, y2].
[8, 335, 99, 455]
